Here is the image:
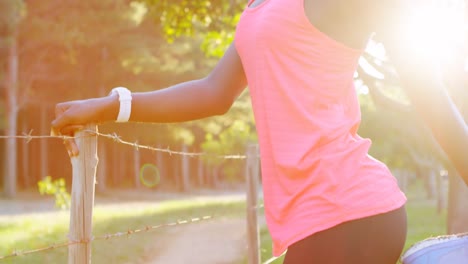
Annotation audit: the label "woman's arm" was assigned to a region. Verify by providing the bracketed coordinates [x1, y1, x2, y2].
[52, 43, 246, 130]
[128, 43, 247, 123]
[374, 1, 468, 184]
[52, 43, 247, 156]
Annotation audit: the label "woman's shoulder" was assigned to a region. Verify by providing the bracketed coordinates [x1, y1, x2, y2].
[304, 0, 380, 49]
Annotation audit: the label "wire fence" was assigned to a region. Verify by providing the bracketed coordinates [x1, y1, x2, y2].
[0, 215, 213, 261]
[0, 130, 248, 159]
[0, 129, 266, 264]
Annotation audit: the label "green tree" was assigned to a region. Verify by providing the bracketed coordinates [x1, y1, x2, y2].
[142, 0, 244, 57]
[0, 0, 23, 198]
[1, 0, 172, 194]
[3, 0, 250, 192]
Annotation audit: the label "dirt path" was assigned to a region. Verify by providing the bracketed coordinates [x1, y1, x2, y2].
[140, 217, 247, 264]
[1, 190, 261, 264]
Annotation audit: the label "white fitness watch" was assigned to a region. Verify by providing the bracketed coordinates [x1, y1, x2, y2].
[109, 87, 132, 123]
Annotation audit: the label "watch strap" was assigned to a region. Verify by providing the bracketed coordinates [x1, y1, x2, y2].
[109, 87, 132, 122]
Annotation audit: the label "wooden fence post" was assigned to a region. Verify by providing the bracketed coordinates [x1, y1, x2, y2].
[68, 125, 98, 264]
[246, 144, 260, 264]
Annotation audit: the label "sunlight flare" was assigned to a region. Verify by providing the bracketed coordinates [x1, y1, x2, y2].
[404, 0, 466, 62]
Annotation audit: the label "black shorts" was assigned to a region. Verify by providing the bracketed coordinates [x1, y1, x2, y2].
[284, 206, 407, 264]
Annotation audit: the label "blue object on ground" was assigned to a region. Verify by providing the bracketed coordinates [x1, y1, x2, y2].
[402, 234, 468, 264]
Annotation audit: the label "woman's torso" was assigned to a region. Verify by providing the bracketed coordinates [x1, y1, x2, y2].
[235, 0, 406, 256]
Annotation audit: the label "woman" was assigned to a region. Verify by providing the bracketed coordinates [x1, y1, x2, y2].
[52, 0, 468, 263]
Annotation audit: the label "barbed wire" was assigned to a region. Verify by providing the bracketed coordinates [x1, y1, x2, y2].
[0, 130, 249, 159]
[0, 130, 73, 143]
[0, 131, 263, 261]
[92, 130, 248, 160]
[0, 200, 266, 261]
[0, 215, 214, 260]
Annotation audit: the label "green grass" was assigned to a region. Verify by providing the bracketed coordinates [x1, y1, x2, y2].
[0, 197, 245, 264]
[0, 180, 447, 264]
[403, 183, 447, 250]
[256, 180, 447, 264]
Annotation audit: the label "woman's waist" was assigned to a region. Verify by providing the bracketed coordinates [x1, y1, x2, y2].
[258, 126, 368, 165]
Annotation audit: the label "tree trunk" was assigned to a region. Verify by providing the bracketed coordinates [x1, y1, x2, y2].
[134, 148, 141, 188]
[96, 47, 108, 192]
[446, 52, 468, 234]
[111, 142, 118, 186]
[181, 144, 190, 192]
[446, 92, 468, 233]
[21, 115, 30, 188]
[96, 140, 107, 193]
[173, 155, 181, 191]
[40, 104, 48, 179]
[436, 169, 448, 215]
[197, 157, 204, 187]
[4, 36, 18, 198]
[155, 144, 164, 187]
[447, 169, 468, 233]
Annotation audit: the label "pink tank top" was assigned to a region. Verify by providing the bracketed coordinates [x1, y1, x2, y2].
[235, 0, 407, 256]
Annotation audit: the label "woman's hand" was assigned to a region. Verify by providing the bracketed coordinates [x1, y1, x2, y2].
[51, 96, 117, 157]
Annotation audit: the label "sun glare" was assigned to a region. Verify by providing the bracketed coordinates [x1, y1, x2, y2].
[404, 1, 466, 62]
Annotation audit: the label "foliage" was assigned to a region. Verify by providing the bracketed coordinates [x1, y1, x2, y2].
[0, 0, 24, 128]
[37, 176, 70, 210]
[356, 46, 454, 172]
[1, 0, 219, 188]
[200, 90, 256, 181]
[142, 0, 244, 58]
[2, 0, 464, 189]
[0, 0, 24, 42]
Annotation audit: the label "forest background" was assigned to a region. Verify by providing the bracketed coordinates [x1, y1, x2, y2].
[0, 0, 467, 233]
